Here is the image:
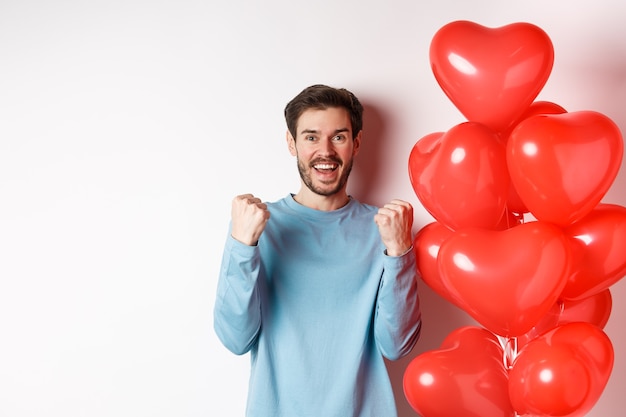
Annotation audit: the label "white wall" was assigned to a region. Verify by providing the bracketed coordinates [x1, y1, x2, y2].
[1, 1, 624, 416]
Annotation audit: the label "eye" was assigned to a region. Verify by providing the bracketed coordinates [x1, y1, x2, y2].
[305, 135, 316, 142]
[333, 134, 347, 142]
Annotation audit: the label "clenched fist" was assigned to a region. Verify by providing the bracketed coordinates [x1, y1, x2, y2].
[374, 199, 414, 257]
[230, 194, 270, 246]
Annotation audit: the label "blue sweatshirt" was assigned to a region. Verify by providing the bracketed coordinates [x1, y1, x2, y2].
[214, 194, 421, 417]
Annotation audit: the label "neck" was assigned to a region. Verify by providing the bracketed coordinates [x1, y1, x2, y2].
[292, 190, 350, 211]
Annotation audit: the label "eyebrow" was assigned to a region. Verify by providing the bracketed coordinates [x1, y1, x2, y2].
[299, 128, 350, 135]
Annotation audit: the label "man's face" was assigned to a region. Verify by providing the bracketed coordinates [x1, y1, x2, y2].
[287, 107, 361, 197]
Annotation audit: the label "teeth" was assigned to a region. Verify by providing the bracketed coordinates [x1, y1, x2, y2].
[314, 163, 336, 169]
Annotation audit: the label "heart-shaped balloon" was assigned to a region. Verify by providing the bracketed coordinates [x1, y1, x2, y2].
[413, 219, 522, 306]
[556, 289, 612, 329]
[561, 203, 626, 300]
[408, 122, 509, 231]
[502, 101, 568, 214]
[430, 21, 554, 132]
[413, 221, 456, 303]
[507, 111, 624, 226]
[404, 326, 514, 417]
[438, 221, 571, 336]
[509, 322, 614, 417]
[517, 289, 612, 347]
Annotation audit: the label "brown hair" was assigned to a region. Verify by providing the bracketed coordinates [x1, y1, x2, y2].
[284, 84, 363, 140]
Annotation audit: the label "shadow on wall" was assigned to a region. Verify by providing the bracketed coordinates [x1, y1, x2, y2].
[598, 66, 626, 205]
[349, 101, 478, 416]
[348, 101, 389, 208]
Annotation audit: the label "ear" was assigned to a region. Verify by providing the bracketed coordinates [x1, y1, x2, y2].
[353, 131, 362, 156]
[286, 130, 297, 156]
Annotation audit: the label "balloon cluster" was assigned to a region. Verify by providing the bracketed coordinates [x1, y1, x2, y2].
[404, 21, 625, 417]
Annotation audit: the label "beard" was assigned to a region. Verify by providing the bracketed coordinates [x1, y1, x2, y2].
[296, 156, 353, 197]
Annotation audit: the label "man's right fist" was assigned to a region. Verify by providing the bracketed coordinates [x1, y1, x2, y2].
[230, 194, 270, 246]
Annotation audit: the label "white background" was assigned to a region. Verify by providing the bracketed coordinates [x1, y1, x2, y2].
[1, 0, 625, 416]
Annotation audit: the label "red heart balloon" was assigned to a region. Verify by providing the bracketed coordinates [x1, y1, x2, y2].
[413, 219, 522, 306]
[408, 122, 509, 231]
[561, 203, 626, 300]
[503, 101, 568, 214]
[430, 21, 554, 132]
[438, 221, 571, 336]
[404, 326, 514, 417]
[518, 289, 612, 347]
[507, 111, 624, 226]
[509, 322, 614, 417]
[413, 221, 456, 302]
[556, 289, 612, 329]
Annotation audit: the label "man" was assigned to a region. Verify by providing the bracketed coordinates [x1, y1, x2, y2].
[213, 84, 422, 416]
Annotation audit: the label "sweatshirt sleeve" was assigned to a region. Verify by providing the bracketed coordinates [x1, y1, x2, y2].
[374, 247, 422, 361]
[213, 234, 262, 355]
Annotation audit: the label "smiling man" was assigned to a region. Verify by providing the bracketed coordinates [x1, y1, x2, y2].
[213, 84, 422, 417]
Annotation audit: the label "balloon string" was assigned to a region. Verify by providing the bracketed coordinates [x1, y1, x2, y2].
[507, 336, 518, 367]
[496, 335, 521, 416]
[496, 335, 518, 369]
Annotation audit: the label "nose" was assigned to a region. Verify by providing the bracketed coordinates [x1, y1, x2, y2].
[318, 137, 336, 155]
